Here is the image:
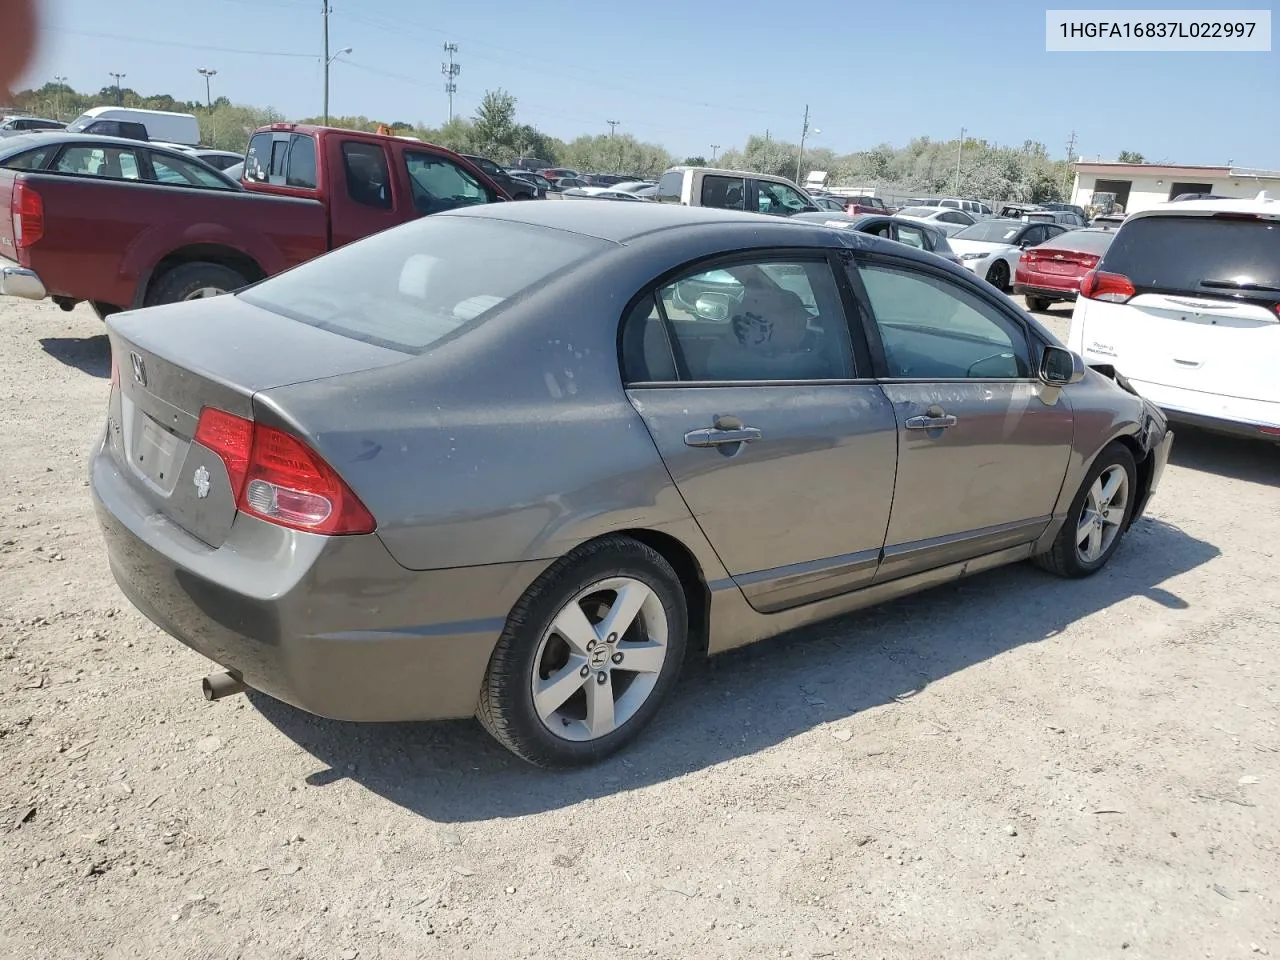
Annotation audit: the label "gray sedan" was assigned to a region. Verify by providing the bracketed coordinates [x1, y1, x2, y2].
[91, 202, 1173, 767]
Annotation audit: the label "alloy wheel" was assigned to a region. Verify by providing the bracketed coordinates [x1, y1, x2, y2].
[530, 576, 669, 742]
[184, 286, 228, 300]
[1075, 464, 1130, 564]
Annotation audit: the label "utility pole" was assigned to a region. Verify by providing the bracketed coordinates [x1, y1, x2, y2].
[109, 72, 126, 106]
[197, 67, 217, 109]
[1063, 129, 1078, 201]
[322, 2, 330, 124]
[442, 43, 460, 123]
[52, 75, 67, 120]
[710, 144, 719, 162]
[953, 126, 966, 195]
[607, 119, 620, 137]
[794, 104, 810, 184]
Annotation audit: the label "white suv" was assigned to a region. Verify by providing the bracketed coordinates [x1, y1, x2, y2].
[1067, 192, 1280, 442]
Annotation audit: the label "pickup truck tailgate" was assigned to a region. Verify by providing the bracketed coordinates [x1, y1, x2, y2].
[0, 171, 19, 259]
[103, 294, 408, 548]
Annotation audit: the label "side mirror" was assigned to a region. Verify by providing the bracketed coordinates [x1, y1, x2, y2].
[1039, 345, 1086, 385]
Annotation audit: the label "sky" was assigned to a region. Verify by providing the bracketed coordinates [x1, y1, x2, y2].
[15, 0, 1280, 166]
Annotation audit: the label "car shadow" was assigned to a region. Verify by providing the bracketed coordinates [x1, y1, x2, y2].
[1168, 424, 1279, 487]
[40, 335, 110, 379]
[253, 516, 1218, 822]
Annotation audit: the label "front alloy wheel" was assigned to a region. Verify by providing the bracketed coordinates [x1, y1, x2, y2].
[1033, 441, 1138, 578]
[1075, 464, 1129, 565]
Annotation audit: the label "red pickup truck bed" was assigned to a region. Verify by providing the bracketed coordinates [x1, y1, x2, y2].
[0, 125, 508, 316]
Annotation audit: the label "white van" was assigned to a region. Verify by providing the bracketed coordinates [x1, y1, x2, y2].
[1067, 191, 1280, 442]
[655, 166, 819, 217]
[67, 107, 201, 146]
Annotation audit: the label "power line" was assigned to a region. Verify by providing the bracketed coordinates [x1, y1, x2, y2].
[41, 26, 316, 58]
[332, 8, 773, 117]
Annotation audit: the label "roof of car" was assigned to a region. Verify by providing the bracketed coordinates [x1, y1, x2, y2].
[1134, 190, 1280, 220]
[0, 131, 190, 154]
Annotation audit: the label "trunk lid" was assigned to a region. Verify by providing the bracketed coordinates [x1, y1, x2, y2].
[104, 293, 408, 547]
[1025, 249, 1097, 276]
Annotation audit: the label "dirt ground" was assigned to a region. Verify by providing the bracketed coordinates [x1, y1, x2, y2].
[2, 296, 1278, 960]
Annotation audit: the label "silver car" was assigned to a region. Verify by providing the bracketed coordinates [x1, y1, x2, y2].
[91, 202, 1174, 767]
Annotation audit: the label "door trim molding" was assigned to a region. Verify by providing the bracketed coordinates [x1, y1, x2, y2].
[734, 547, 882, 613]
[876, 516, 1050, 584]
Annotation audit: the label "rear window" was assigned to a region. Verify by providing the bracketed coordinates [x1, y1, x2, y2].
[1101, 215, 1280, 296]
[656, 170, 684, 203]
[237, 216, 607, 353]
[1039, 229, 1115, 254]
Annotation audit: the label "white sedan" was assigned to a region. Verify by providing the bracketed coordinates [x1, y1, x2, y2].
[948, 218, 1070, 292]
[896, 205, 977, 237]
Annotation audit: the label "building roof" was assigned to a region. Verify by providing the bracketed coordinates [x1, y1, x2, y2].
[1074, 161, 1280, 180]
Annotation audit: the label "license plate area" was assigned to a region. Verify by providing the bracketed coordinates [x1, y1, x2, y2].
[133, 414, 184, 491]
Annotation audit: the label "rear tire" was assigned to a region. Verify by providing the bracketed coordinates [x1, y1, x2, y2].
[90, 301, 122, 321]
[145, 262, 250, 307]
[477, 535, 688, 768]
[1033, 441, 1138, 578]
[1025, 295, 1051, 312]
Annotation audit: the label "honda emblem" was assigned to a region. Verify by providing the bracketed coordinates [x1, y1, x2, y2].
[130, 351, 147, 387]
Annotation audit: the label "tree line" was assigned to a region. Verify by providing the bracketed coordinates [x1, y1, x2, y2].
[10, 80, 1099, 202]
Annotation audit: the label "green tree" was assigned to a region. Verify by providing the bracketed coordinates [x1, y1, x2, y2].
[1117, 150, 1145, 164]
[470, 89, 518, 158]
[682, 155, 707, 166]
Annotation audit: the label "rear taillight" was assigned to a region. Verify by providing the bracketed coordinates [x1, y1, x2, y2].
[193, 408, 375, 536]
[1260, 426, 1280, 437]
[1079, 270, 1135, 303]
[11, 181, 44, 248]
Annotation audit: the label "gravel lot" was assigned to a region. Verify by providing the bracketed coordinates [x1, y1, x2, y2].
[2, 296, 1278, 960]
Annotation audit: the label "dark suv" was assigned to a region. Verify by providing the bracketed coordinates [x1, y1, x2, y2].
[461, 154, 538, 200]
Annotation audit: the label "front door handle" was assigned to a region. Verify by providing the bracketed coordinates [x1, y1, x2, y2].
[684, 426, 763, 447]
[904, 414, 958, 430]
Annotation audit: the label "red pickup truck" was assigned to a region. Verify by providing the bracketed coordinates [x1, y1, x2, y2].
[0, 124, 509, 317]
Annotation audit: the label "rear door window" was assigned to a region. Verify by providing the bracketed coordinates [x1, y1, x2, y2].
[1101, 214, 1280, 301]
[285, 134, 317, 188]
[53, 144, 143, 180]
[700, 174, 746, 210]
[342, 142, 392, 210]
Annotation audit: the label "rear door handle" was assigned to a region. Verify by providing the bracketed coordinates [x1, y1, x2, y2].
[684, 426, 763, 447]
[904, 415, 958, 430]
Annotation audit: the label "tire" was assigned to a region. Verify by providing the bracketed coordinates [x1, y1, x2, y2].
[1033, 441, 1138, 578]
[986, 260, 1010, 293]
[145, 262, 250, 307]
[477, 535, 688, 768]
[1025, 295, 1051, 312]
[90, 301, 121, 321]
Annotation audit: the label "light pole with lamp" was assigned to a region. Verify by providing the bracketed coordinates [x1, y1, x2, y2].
[197, 67, 217, 108]
[323, 47, 351, 125]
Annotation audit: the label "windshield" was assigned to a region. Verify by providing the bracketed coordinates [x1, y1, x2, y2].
[1100, 214, 1280, 298]
[67, 112, 96, 132]
[954, 220, 1023, 243]
[239, 216, 608, 353]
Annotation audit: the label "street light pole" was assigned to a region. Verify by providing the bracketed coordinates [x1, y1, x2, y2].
[953, 126, 966, 195]
[795, 104, 810, 184]
[197, 67, 217, 109]
[109, 72, 126, 106]
[710, 144, 719, 162]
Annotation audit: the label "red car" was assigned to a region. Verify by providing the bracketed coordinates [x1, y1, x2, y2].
[1013, 226, 1116, 311]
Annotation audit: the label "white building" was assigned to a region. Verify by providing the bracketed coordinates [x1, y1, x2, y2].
[1071, 162, 1280, 214]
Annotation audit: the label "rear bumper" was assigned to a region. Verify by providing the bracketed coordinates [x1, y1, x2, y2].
[1013, 279, 1079, 300]
[90, 433, 550, 721]
[0, 256, 46, 300]
[1125, 378, 1280, 439]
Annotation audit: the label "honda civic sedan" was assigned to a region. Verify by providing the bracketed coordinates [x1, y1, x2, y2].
[91, 202, 1174, 767]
